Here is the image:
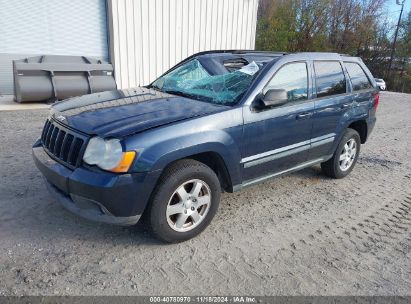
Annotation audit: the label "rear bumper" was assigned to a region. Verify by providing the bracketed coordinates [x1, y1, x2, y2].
[32, 141, 161, 226]
[367, 116, 377, 139]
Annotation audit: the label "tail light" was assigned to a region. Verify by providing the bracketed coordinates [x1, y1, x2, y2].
[373, 93, 379, 110]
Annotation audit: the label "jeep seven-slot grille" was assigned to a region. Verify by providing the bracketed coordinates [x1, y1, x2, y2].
[41, 119, 86, 167]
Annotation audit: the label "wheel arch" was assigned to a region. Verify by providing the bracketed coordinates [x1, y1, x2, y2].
[157, 151, 236, 193]
[348, 120, 368, 143]
[184, 152, 233, 192]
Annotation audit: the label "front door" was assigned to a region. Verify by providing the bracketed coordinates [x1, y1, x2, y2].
[242, 61, 314, 183]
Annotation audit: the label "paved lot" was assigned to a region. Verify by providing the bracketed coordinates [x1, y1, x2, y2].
[0, 95, 49, 111]
[0, 92, 410, 296]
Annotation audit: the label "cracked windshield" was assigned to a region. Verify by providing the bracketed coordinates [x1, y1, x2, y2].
[151, 59, 260, 105]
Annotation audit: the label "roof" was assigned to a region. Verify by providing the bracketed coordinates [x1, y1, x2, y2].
[189, 51, 364, 66]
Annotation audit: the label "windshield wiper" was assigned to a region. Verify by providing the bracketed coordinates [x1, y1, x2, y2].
[163, 90, 200, 100]
[150, 86, 202, 100]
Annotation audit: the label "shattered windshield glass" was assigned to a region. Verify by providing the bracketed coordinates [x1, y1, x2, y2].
[151, 59, 260, 105]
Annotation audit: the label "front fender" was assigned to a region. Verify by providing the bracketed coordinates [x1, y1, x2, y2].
[124, 108, 244, 187]
[134, 130, 242, 187]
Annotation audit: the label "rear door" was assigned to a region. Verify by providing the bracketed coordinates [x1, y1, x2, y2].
[309, 60, 352, 160]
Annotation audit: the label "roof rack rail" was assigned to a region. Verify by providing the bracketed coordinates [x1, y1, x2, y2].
[186, 50, 287, 57]
[230, 50, 288, 55]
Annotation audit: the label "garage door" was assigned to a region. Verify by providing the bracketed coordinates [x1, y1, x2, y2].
[0, 0, 109, 95]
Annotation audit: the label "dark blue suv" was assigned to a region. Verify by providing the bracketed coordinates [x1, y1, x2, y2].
[33, 51, 378, 242]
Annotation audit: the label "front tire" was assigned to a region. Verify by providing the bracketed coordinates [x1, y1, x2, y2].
[146, 159, 221, 243]
[321, 128, 361, 179]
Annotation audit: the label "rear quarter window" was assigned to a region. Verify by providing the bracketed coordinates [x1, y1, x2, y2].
[314, 61, 347, 98]
[344, 62, 373, 91]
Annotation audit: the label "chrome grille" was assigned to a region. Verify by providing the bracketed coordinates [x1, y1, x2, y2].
[41, 119, 87, 167]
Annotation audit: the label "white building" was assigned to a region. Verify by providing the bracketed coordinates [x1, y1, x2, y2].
[0, 0, 259, 98]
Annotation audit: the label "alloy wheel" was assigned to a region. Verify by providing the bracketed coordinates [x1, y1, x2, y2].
[339, 138, 357, 171]
[166, 179, 211, 232]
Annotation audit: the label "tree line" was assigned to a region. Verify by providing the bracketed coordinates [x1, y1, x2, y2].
[256, 0, 411, 92]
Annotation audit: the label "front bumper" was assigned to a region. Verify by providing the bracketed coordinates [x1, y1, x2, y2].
[32, 141, 161, 226]
[44, 180, 141, 225]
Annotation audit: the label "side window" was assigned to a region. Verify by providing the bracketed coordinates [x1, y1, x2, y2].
[314, 61, 347, 98]
[344, 62, 372, 91]
[264, 62, 308, 102]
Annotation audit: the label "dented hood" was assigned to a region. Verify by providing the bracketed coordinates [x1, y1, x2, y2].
[50, 87, 228, 138]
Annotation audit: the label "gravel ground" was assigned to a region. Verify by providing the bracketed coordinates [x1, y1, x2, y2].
[0, 91, 410, 296]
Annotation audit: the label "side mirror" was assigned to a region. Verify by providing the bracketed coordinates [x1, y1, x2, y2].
[261, 89, 288, 107]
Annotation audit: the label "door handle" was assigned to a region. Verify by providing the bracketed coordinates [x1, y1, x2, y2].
[341, 103, 352, 109]
[296, 112, 312, 120]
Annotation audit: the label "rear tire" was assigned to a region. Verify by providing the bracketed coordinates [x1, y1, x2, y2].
[146, 159, 221, 243]
[321, 128, 361, 179]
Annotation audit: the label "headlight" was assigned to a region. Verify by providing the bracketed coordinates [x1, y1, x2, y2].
[98, 138, 123, 170]
[83, 137, 136, 173]
[83, 137, 107, 165]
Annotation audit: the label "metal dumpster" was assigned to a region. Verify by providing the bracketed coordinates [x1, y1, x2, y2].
[13, 55, 117, 103]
